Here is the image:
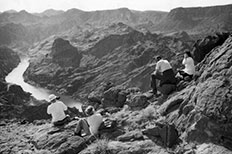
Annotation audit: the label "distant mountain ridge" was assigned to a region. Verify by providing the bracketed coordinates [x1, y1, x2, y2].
[0, 4, 231, 46]
[152, 4, 232, 33]
[33, 9, 65, 17]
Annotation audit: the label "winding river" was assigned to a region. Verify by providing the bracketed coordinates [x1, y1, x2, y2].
[5, 57, 81, 109]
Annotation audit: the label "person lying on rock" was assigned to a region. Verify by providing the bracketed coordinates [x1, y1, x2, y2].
[176, 50, 195, 81]
[150, 55, 177, 97]
[47, 94, 70, 126]
[74, 105, 103, 137]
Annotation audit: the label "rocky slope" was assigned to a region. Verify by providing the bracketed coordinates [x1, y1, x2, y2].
[1, 35, 231, 153]
[24, 23, 194, 100]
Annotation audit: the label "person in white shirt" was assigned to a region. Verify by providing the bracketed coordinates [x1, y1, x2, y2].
[178, 51, 195, 79]
[47, 94, 69, 126]
[74, 106, 103, 137]
[150, 56, 177, 96]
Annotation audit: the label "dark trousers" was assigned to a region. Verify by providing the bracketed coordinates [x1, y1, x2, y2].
[151, 69, 176, 94]
[75, 119, 91, 136]
[178, 70, 193, 79]
[53, 115, 70, 126]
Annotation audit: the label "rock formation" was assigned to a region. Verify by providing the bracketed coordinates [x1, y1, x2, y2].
[24, 23, 193, 100]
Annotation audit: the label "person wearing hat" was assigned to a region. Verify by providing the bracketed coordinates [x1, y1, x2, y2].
[150, 55, 177, 96]
[47, 94, 69, 126]
[74, 105, 103, 137]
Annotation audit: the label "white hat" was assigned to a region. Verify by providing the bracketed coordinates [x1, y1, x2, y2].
[48, 94, 58, 102]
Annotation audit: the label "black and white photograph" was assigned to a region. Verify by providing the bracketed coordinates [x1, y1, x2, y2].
[0, 0, 232, 153]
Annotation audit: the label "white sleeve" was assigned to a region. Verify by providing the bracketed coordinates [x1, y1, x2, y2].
[47, 106, 51, 115]
[155, 61, 161, 71]
[62, 102, 67, 111]
[182, 58, 186, 65]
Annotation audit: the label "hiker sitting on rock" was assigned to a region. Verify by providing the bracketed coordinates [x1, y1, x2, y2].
[74, 106, 103, 137]
[47, 94, 70, 126]
[176, 50, 195, 81]
[150, 55, 177, 97]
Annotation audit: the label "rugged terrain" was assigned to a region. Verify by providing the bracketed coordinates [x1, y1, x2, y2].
[0, 4, 232, 154]
[1, 34, 232, 154]
[24, 23, 194, 100]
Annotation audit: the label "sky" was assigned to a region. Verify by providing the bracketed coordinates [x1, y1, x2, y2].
[0, 0, 231, 13]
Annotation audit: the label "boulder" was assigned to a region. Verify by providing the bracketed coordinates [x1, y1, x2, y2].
[30, 121, 95, 154]
[117, 131, 144, 142]
[102, 86, 127, 108]
[126, 94, 149, 110]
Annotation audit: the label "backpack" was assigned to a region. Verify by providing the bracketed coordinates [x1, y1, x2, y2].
[159, 124, 179, 148]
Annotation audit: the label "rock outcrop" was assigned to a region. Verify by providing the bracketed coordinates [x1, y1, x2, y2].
[0, 46, 20, 79]
[192, 32, 230, 62]
[51, 38, 82, 67]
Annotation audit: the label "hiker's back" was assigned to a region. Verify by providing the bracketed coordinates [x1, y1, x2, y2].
[87, 113, 103, 134]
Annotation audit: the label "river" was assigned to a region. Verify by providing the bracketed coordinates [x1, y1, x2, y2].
[5, 57, 81, 109]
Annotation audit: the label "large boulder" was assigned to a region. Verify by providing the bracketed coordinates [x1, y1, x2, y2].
[127, 94, 149, 110]
[102, 86, 127, 108]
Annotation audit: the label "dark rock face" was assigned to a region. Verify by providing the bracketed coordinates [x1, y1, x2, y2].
[51, 38, 82, 67]
[0, 46, 20, 79]
[193, 32, 230, 63]
[0, 81, 31, 119]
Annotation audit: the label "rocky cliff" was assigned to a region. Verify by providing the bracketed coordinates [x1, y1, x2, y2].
[0, 46, 20, 79]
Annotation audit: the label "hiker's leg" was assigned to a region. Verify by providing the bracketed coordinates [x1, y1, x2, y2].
[53, 117, 68, 126]
[179, 70, 188, 78]
[75, 119, 84, 135]
[75, 119, 91, 136]
[82, 119, 91, 136]
[151, 71, 163, 94]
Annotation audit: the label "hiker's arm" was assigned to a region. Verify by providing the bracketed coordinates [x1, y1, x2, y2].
[148, 62, 156, 67]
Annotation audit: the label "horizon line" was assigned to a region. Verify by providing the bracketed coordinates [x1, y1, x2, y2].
[1, 3, 231, 14]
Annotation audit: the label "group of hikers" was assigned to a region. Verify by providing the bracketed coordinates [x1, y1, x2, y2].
[47, 94, 103, 137]
[151, 50, 195, 97]
[46, 50, 195, 137]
